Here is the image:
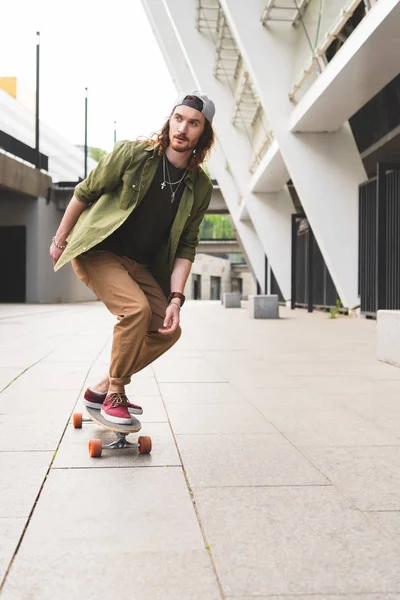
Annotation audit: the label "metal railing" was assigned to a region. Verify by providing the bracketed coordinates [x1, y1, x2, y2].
[291, 214, 340, 312]
[0, 130, 48, 171]
[359, 163, 400, 316]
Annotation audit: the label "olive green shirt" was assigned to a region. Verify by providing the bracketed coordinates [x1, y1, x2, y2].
[55, 139, 213, 296]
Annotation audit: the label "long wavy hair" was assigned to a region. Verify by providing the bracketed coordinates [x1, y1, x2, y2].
[151, 115, 215, 172]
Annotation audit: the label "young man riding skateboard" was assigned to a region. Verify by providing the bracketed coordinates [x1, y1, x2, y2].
[50, 92, 215, 425]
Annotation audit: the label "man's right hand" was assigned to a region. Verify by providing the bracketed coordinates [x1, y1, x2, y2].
[49, 243, 65, 266]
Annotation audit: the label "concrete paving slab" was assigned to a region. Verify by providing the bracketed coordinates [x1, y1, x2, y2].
[176, 433, 328, 487]
[1, 550, 221, 600]
[0, 518, 25, 582]
[0, 367, 23, 391]
[126, 375, 160, 395]
[166, 403, 276, 435]
[0, 412, 68, 452]
[152, 356, 226, 383]
[0, 389, 77, 415]
[228, 596, 400, 600]
[17, 467, 204, 550]
[372, 418, 400, 439]
[265, 408, 399, 447]
[290, 375, 379, 395]
[248, 388, 344, 412]
[369, 511, 400, 545]
[53, 422, 180, 469]
[193, 486, 400, 597]
[338, 392, 400, 420]
[304, 446, 400, 511]
[159, 382, 246, 404]
[0, 452, 52, 517]
[0, 468, 223, 600]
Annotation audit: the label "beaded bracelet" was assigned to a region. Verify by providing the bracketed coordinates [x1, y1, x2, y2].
[52, 237, 68, 250]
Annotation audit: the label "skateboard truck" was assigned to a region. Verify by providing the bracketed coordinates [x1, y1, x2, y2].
[103, 433, 136, 450]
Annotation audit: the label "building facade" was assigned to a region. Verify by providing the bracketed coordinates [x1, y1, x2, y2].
[142, 0, 400, 314]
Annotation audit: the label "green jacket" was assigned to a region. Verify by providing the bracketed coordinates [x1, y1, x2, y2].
[55, 139, 213, 296]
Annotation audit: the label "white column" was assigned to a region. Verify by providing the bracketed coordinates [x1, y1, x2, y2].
[161, 0, 293, 299]
[142, 0, 266, 288]
[220, 0, 367, 307]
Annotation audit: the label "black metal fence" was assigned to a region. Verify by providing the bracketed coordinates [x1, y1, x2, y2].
[0, 130, 48, 171]
[291, 214, 340, 312]
[359, 163, 400, 316]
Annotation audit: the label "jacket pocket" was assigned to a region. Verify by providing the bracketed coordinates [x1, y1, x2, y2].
[120, 171, 140, 210]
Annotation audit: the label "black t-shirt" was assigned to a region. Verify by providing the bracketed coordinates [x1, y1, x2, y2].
[95, 155, 186, 264]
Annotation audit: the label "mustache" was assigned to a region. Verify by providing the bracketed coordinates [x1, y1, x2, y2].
[174, 134, 188, 141]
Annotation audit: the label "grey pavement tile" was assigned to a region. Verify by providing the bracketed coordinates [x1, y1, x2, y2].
[0, 389, 77, 416]
[2, 550, 221, 600]
[369, 511, 400, 544]
[0, 367, 23, 391]
[338, 392, 400, 421]
[53, 422, 180, 469]
[23, 468, 205, 551]
[127, 375, 160, 395]
[0, 467, 207, 595]
[0, 452, 52, 517]
[193, 486, 400, 597]
[159, 382, 246, 404]
[248, 388, 344, 412]
[0, 518, 25, 582]
[290, 376, 380, 395]
[372, 418, 400, 440]
[0, 411, 68, 452]
[153, 357, 226, 383]
[177, 433, 328, 487]
[265, 409, 399, 447]
[167, 403, 276, 435]
[226, 593, 400, 600]
[304, 446, 400, 511]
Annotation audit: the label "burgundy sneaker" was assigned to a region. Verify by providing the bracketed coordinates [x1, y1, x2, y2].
[100, 393, 132, 425]
[83, 388, 143, 415]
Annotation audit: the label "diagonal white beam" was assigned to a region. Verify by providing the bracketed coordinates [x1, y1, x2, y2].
[220, 0, 367, 307]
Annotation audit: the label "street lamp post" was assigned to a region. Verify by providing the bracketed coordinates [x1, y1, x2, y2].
[84, 87, 88, 178]
[35, 31, 40, 169]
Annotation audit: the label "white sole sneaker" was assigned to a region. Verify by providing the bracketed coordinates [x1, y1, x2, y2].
[100, 408, 132, 425]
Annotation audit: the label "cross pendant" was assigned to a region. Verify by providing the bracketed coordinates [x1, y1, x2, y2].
[171, 192, 175, 203]
[161, 182, 166, 190]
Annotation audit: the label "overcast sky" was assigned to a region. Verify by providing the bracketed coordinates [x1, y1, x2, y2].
[1, 0, 178, 152]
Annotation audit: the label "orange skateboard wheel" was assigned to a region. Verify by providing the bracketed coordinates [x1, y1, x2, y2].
[88, 439, 102, 457]
[138, 436, 152, 454]
[73, 413, 83, 429]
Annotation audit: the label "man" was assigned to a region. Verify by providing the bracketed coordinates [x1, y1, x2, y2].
[50, 92, 215, 425]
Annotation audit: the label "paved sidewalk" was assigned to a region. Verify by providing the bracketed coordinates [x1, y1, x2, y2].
[1, 301, 400, 599]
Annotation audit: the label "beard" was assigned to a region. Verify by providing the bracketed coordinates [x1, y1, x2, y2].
[169, 134, 197, 153]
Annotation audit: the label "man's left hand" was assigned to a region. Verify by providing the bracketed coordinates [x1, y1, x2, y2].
[158, 303, 180, 335]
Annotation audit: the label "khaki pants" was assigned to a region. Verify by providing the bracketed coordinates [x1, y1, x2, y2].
[72, 250, 181, 385]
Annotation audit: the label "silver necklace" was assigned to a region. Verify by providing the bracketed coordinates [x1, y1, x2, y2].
[161, 153, 187, 203]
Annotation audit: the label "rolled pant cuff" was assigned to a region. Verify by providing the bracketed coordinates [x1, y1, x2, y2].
[109, 376, 131, 386]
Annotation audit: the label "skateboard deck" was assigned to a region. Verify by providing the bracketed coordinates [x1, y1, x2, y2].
[86, 406, 142, 433]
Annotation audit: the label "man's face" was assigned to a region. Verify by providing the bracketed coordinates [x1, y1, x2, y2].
[169, 105, 206, 153]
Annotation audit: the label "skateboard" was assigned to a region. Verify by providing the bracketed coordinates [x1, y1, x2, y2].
[73, 407, 152, 458]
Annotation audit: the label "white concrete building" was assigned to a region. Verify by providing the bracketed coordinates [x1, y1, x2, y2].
[142, 0, 400, 312]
